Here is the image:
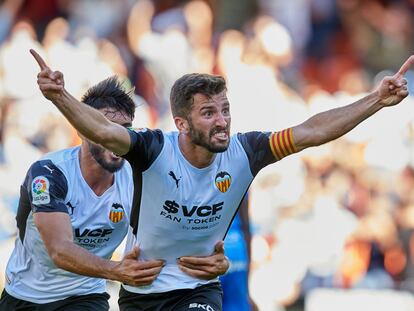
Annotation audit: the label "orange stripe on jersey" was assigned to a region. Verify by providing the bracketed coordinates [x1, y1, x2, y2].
[269, 128, 297, 160]
[270, 133, 283, 159]
[277, 131, 288, 156]
[281, 129, 293, 154]
[287, 128, 297, 153]
[269, 134, 277, 158]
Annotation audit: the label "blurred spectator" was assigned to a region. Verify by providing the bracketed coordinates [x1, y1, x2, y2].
[214, 0, 259, 33]
[17, 0, 62, 39]
[0, 99, 11, 164]
[338, 0, 414, 76]
[1, 1, 414, 310]
[0, 0, 24, 43]
[127, 0, 214, 130]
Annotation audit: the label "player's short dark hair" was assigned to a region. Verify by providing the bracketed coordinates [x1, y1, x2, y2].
[170, 73, 227, 118]
[82, 76, 135, 119]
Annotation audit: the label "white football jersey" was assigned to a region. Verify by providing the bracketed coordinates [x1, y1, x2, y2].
[122, 128, 295, 293]
[5, 146, 133, 304]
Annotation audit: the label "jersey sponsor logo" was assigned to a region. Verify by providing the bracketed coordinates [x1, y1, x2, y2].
[189, 303, 215, 311]
[161, 200, 223, 230]
[74, 228, 114, 248]
[215, 171, 231, 193]
[109, 203, 125, 223]
[31, 176, 50, 204]
[74, 228, 114, 237]
[168, 171, 181, 188]
[163, 200, 223, 217]
[43, 165, 55, 174]
[67, 201, 76, 214]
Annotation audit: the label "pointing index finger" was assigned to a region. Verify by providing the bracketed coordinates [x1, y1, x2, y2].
[30, 49, 49, 70]
[397, 55, 414, 76]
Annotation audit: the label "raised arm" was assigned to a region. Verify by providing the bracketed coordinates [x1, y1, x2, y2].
[34, 212, 164, 286]
[30, 49, 131, 156]
[292, 56, 413, 151]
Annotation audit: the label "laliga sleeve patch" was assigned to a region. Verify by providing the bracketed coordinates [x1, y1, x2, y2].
[31, 176, 50, 205]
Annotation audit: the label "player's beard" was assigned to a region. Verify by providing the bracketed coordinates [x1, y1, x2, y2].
[188, 119, 230, 153]
[88, 142, 124, 173]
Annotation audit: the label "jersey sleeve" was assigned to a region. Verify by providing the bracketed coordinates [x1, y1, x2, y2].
[25, 160, 69, 213]
[237, 128, 297, 176]
[123, 128, 164, 172]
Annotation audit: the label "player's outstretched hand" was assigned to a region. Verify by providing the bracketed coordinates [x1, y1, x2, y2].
[113, 246, 165, 286]
[377, 55, 414, 107]
[177, 241, 230, 280]
[30, 49, 65, 102]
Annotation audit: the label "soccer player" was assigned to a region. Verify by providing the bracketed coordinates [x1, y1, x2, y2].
[0, 76, 229, 311]
[30, 49, 412, 311]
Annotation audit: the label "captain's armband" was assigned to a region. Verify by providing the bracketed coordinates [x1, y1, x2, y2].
[269, 128, 297, 160]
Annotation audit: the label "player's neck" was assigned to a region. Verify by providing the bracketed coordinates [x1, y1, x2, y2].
[178, 133, 215, 168]
[78, 149, 114, 196]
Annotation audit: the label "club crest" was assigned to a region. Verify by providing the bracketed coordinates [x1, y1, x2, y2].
[215, 171, 231, 193]
[109, 203, 124, 223]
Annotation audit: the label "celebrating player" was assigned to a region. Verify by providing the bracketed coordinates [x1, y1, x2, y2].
[30, 48, 412, 311]
[0, 75, 229, 311]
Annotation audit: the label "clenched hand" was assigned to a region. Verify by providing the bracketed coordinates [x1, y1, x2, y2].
[177, 241, 230, 280]
[113, 246, 164, 286]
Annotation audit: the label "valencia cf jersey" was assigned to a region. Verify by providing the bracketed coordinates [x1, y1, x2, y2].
[4, 146, 133, 304]
[122, 128, 296, 294]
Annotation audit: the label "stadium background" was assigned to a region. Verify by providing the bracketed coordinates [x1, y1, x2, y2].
[1, 0, 414, 310]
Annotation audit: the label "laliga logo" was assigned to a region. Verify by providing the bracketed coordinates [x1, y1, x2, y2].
[109, 203, 124, 223]
[33, 178, 47, 194]
[215, 171, 231, 193]
[31, 176, 50, 204]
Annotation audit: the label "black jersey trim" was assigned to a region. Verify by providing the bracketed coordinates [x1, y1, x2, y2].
[130, 172, 143, 235]
[237, 132, 276, 176]
[222, 181, 253, 239]
[16, 185, 32, 242]
[17, 160, 68, 242]
[124, 128, 164, 172]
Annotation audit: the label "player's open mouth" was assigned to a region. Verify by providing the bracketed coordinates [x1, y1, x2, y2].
[212, 132, 228, 141]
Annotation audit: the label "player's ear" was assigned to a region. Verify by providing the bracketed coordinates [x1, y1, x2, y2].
[174, 116, 190, 134]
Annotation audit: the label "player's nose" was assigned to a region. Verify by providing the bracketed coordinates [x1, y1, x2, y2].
[215, 113, 228, 127]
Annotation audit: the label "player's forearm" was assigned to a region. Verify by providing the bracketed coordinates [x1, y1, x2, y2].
[51, 89, 112, 145]
[50, 241, 118, 281]
[51, 89, 130, 155]
[294, 91, 382, 150]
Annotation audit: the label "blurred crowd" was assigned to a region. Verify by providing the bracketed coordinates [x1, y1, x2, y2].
[2, 0, 414, 310]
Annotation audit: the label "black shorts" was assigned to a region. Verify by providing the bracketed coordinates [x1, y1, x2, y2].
[0, 289, 110, 311]
[118, 282, 223, 311]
